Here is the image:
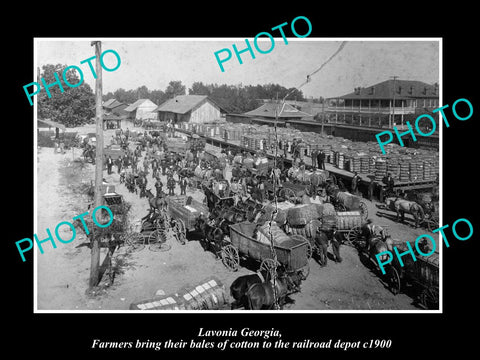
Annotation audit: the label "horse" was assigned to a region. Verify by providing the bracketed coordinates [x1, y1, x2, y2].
[193, 216, 226, 254]
[245, 274, 292, 310]
[368, 233, 394, 262]
[146, 188, 168, 212]
[230, 268, 306, 309]
[82, 144, 96, 164]
[385, 197, 425, 228]
[230, 269, 273, 309]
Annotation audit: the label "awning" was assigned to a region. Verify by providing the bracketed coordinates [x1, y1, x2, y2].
[38, 118, 66, 131]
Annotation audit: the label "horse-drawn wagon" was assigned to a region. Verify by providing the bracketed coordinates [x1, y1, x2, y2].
[219, 221, 310, 280]
[203, 180, 236, 214]
[388, 239, 439, 309]
[409, 192, 439, 231]
[166, 195, 209, 238]
[327, 186, 368, 221]
[121, 207, 187, 252]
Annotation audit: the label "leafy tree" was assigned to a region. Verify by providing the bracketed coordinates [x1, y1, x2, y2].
[165, 80, 186, 98]
[188, 81, 212, 96]
[37, 64, 95, 127]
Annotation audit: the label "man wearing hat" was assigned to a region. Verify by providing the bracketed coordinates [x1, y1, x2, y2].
[330, 225, 342, 263]
[314, 226, 329, 267]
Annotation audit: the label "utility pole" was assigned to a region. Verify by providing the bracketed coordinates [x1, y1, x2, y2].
[90, 40, 104, 289]
[391, 76, 399, 128]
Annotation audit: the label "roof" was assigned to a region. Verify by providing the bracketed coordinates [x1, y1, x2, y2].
[103, 98, 124, 110]
[243, 102, 313, 119]
[333, 79, 439, 100]
[124, 99, 156, 112]
[37, 118, 66, 131]
[154, 95, 212, 114]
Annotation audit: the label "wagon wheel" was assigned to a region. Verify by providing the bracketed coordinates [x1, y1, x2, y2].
[148, 229, 171, 252]
[419, 286, 439, 309]
[426, 213, 439, 232]
[260, 258, 281, 279]
[359, 201, 369, 220]
[300, 262, 310, 279]
[174, 218, 187, 245]
[329, 174, 337, 185]
[124, 232, 145, 252]
[346, 226, 363, 247]
[385, 266, 401, 295]
[284, 188, 297, 203]
[221, 244, 239, 271]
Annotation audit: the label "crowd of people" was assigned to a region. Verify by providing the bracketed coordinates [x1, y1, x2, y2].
[101, 128, 407, 270]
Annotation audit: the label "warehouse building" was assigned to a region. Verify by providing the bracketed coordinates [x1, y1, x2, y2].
[124, 99, 158, 122]
[154, 95, 224, 125]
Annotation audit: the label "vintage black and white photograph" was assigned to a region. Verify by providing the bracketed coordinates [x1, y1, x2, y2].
[33, 38, 441, 312]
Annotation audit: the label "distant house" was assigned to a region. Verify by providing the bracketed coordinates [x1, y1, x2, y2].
[103, 98, 129, 117]
[124, 99, 158, 121]
[154, 95, 223, 125]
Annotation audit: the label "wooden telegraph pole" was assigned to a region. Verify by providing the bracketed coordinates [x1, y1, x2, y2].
[89, 40, 104, 289]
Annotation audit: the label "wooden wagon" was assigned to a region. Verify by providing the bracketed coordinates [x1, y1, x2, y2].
[166, 195, 209, 236]
[390, 240, 439, 309]
[104, 144, 125, 160]
[122, 207, 186, 252]
[330, 191, 368, 220]
[411, 192, 439, 231]
[220, 221, 310, 278]
[286, 209, 365, 257]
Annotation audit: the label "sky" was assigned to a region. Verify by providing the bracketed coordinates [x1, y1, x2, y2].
[35, 38, 440, 100]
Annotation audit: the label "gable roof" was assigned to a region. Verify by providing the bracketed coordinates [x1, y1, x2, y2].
[124, 99, 157, 112]
[244, 102, 313, 119]
[154, 95, 213, 114]
[336, 79, 439, 100]
[103, 98, 124, 110]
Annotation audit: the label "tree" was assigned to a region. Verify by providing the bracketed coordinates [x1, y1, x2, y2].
[38, 64, 95, 127]
[150, 89, 166, 106]
[136, 85, 150, 100]
[189, 81, 212, 96]
[165, 80, 186, 98]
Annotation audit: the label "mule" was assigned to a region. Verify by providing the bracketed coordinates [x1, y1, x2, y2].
[385, 197, 425, 228]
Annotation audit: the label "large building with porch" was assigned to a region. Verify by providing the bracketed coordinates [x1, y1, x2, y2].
[326, 79, 439, 129]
